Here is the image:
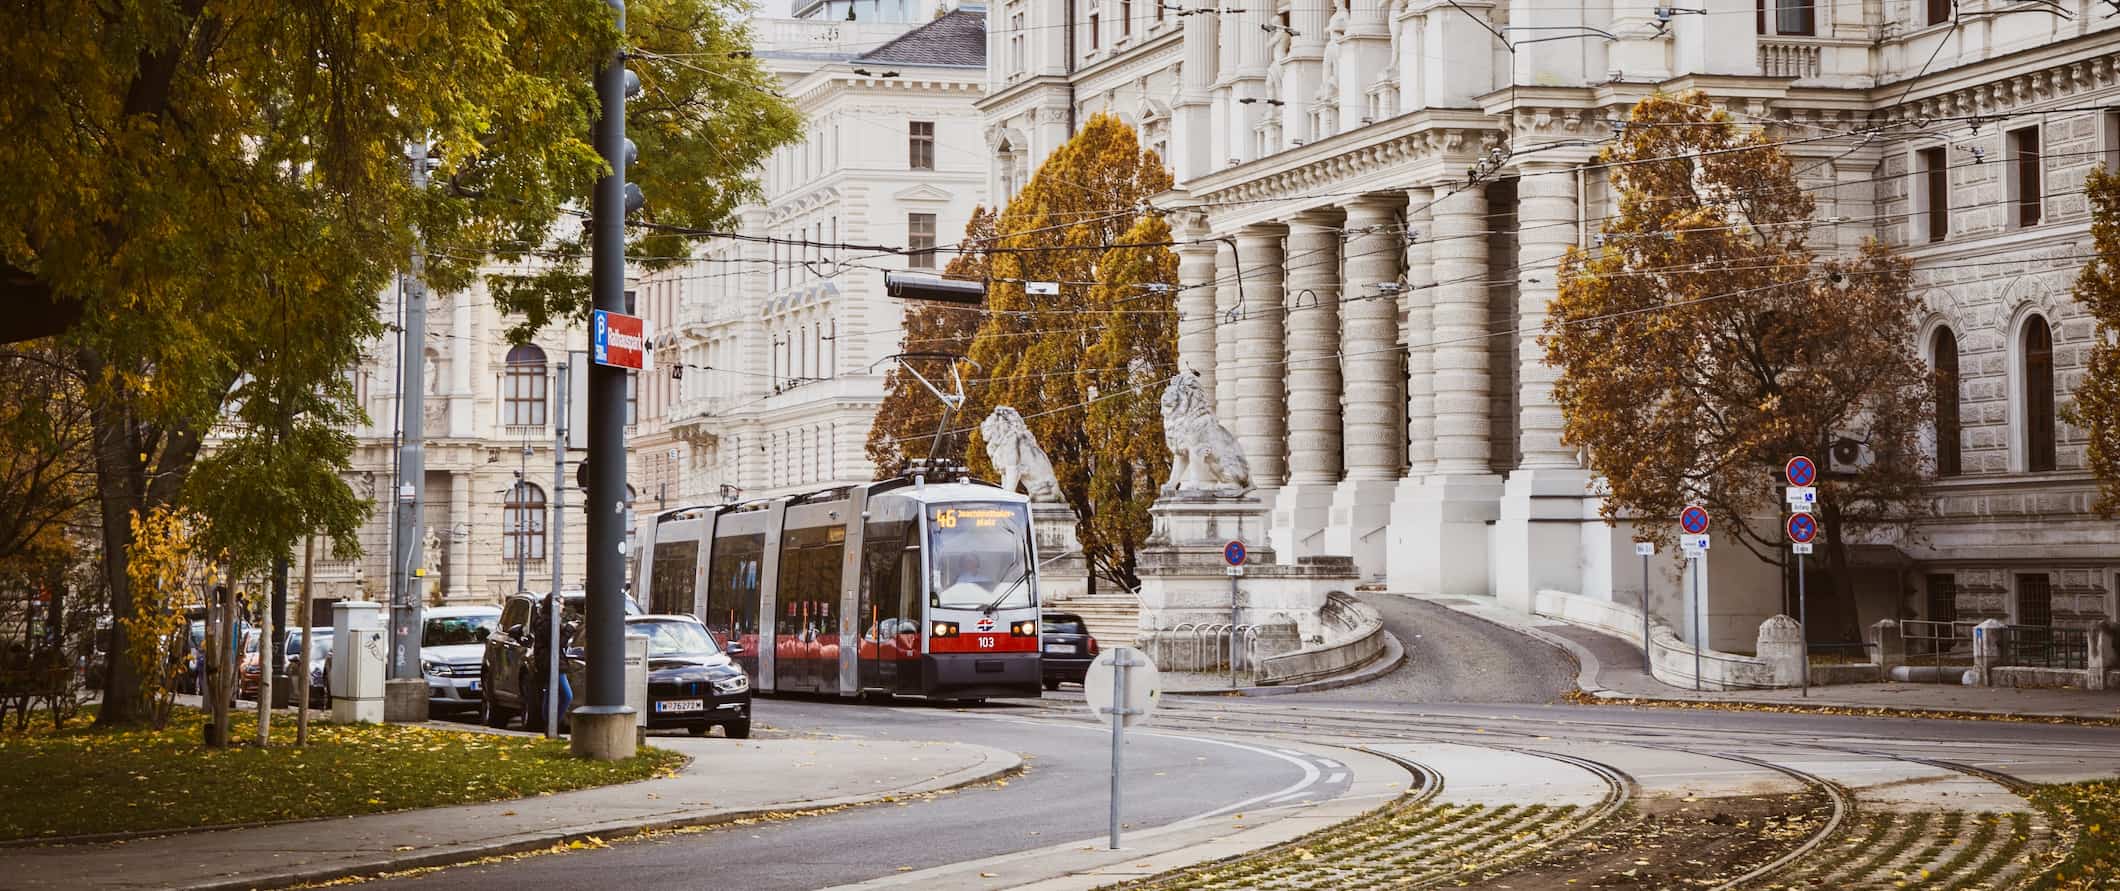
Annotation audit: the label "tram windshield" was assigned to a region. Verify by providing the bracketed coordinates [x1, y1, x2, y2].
[928, 503, 1033, 611]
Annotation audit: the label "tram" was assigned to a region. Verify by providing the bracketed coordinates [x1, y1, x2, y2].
[632, 474, 1043, 701]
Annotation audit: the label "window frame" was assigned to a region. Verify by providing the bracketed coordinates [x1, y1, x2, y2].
[2008, 125, 2043, 229]
[1915, 145, 1949, 243]
[2023, 314, 2057, 472]
[1933, 326, 1962, 476]
[503, 344, 548, 428]
[907, 212, 938, 269]
[504, 482, 548, 563]
[908, 121, 936, 171]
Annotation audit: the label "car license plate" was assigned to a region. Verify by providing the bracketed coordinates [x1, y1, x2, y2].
[1044, 645, 1075, 655]
[656, 699, 704, 714]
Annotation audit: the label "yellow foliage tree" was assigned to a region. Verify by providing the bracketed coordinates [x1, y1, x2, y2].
[1542, 93, 1930, 638]
[2063, 165, 2120, 515]
[122, 507, 206, 730]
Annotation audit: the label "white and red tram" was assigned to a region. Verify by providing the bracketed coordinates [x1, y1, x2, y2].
[633, 476, 1043, 701]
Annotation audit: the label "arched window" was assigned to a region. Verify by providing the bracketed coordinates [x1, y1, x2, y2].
[1933, 327, 1961, 476]
[504, 344, 548, 427]
[2024, 316, 2056, 472]
[504, 482, 547, 562]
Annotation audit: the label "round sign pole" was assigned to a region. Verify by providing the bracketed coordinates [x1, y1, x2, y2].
[1680, 505, 1709, 691]
[1085, 647, 1160, 851]
[1786, 513, 1819, 698]
[1224, 541, 1246, 688]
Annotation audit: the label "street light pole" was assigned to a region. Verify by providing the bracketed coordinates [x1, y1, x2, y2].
[385, 140, 430, 721]
[573, 0, 638, 760]
[549, 361, 569, 739]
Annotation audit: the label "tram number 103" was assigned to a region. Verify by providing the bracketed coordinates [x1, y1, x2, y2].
[976, 636, 997, 649]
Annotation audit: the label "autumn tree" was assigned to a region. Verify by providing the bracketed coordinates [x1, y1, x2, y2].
[961, 114, 1178, 593]
[2063, 164, 2120, 515]
[1077, 217, 1179, 589]
[867, 207, 996, 475]
[1, 0, 797, 724]
[1542, 92, 1930, 639]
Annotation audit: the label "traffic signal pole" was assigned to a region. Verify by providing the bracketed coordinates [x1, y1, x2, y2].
[571, 0, 637, 760]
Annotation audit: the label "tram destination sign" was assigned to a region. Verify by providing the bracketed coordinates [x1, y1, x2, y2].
[932, 507, 1017, 529]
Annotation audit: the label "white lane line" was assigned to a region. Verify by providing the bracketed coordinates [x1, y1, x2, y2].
[1325, 770, 1348, 786]
[1316, 759, 1343, 769]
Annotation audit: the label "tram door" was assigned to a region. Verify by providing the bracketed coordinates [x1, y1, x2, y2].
[776, 518, 845, 693]
[705, 526, 765, 681]
[857, 495, 922, 693]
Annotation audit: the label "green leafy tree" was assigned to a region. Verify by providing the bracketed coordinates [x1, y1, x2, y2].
[2064, 164, 2120, 515]
[867, 207, 995, 475]
[0, 0, 796, 724]
[1542, 93, 1930, 639]
[963, 114, 1177, 594]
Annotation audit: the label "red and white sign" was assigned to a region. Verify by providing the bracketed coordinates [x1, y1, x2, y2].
[592, 309, 652, 370]
[975, 615, 995, 632]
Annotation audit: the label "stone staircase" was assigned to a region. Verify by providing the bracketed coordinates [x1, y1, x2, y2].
[1047, 592, 1142, 648]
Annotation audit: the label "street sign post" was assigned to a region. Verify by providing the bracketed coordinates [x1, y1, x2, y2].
[1084, 647, 1161, 850]
[1679, 505, 1709, 691]
[1223, 540, 1246, 688]
[1786, 511, 1820, 697]
[591, 309, 651, 370]
[1635, 541, 1654, 672]
[1785, 455, 1818, 487]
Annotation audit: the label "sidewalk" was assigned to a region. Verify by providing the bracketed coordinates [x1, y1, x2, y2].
[1413, 593, 2120, 722]
[3, 734, 1019, 890]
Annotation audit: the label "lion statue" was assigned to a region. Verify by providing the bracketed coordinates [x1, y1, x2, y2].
[980, 406, 1063, 502]
[1159, 372, 1252, 496]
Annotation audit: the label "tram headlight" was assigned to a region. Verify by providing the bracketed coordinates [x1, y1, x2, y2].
[931, 621, 959, 638]
[1010, 620, 1036, 637]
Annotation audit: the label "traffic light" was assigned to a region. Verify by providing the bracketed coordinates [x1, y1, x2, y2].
[885, 271, 985, 305]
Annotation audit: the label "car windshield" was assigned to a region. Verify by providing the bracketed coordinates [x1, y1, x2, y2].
[422, 615, 496, 647]
[634, 620, 720, 657]
[287, 631, 332, 660]
[1041, 618, 1087, 636]
[928, 502, 1032, 610]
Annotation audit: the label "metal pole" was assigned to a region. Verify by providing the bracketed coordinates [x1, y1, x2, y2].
[549, 363, 568, 738]
[1691, 555, 1702, 692]
[271, 556, 288, 696]
[576, 0, 634, 754]
[1229, 572, 1239, 688]
[1108, 649, 1129, 851]
[1641, 551, 1652, 674]
[1798, 551, 1809, 698]
[298, 536, 314, 746]
[516, 449, 530, 597]
[388, 140, 430, 683]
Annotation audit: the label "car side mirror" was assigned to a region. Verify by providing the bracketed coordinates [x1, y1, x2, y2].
[505, 623, 523, 638]
[726, 641, 745, 656]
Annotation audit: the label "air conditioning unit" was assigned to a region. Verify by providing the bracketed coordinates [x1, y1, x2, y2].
[1826, 432, 1875, 475]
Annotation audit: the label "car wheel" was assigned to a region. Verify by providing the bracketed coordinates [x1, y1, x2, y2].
[1043, 678, 1061, 691]
[519, 676, 543, 732]
[480, 673, 509, 728]
[687, 724, 709, 737]
[723, 719, 751, 739]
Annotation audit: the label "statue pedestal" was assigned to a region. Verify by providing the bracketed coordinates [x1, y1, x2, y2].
[1135, 495, 1359, 669]
[1032, 503, 1090, 603]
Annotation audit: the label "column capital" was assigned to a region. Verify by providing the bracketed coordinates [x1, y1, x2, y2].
[1340, 192, 1403, 224]
[1237, 221, 1289, 243]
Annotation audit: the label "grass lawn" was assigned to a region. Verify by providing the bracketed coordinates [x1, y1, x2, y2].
[2029, 778, 2120, 889]
[0, 706, 683, 842]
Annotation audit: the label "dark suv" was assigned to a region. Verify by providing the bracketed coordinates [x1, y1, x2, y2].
[480, 591, 640, 730]
[1039, 612, 1097, 691]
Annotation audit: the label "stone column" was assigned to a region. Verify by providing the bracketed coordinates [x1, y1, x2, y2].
[1175, 219, 1220, 400]
[1230, 4, 1272, 165]
[447, 471, 471, 602]
[449, 288, 475, 437]
[1342, 0, 1394, 129]
[1174, 3, 1218, 182]
[1387, 185, 1437, 587]
[1495, 163, 1591, 611]
[1399, 185, 1501, 595]
[1214, 237, 1242, 419]
[1282, 4, 1330, 146]
[1233, 225, 1288, 493]
[1327, 195, 1402, 579]
[1418, 0, 1497, 108]
[1272, 211, 1342, 561]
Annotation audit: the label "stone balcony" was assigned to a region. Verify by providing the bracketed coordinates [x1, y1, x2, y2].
[1756, 36, 1875, 87]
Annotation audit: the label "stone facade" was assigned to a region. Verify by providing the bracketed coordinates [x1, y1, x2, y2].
[985, 0, 2120, 646]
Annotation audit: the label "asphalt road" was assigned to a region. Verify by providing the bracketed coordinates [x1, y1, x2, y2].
[1289, 592, 1578, 705]
[391, 697, 1325, 890]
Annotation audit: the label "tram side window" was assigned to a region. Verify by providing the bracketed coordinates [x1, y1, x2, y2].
[649, 539, 699, 616]
[706, 532, 764, 651]
[859, 519, 918, 650]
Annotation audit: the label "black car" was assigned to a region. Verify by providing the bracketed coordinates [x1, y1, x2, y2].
[480, 591, 641, 731]
[564, 615, 751, 738]
[1040, 612, 1098, 691]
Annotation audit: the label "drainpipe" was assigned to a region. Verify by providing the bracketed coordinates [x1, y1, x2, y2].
[1065, 0, 1078, 136]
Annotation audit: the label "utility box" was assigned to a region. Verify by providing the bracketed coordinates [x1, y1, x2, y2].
[625, 632, 649, 733]
[331, 601, 386, 723]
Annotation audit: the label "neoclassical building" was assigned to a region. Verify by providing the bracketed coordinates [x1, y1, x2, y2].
[982, 0, 2120, 646]
[644, 6, 990, 504]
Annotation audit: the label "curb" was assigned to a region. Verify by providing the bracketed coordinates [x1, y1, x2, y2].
[43, 745, 1022, 891]
[1164, 630, 1406, 698]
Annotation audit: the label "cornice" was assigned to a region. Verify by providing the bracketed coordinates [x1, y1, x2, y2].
[1879, 50, 2120, 126]
[1181, 108, 1502, 228]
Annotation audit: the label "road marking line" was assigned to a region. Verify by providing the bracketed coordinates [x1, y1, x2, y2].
[1325, 771, 1348, 786]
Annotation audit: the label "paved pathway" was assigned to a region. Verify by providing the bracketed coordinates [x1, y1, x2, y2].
[2, 735, 1018, 891]
[1285, 592, 1576, 705]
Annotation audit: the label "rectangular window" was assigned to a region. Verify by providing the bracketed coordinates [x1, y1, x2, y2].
[1925, 574, 1958, 624]
[2016, 573, 2052, 627]
[2105, 109, 2120, 173]
[908, 213, 937, 269]
[1088, 12, 1100, 49]
[1774, 0, 1815, 35]
[1121, 0, 1132, 35]
[909, 121, 935, 170]
[1926, 0, 1951, 26]
[1917, 147, 1949, 242]
[2026, 317, 2057, 472]
[2010, 126, 2042, 228]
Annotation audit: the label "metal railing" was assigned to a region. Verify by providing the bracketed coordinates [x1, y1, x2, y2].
[1166, 622, 1261, 681]
[1901, 619, 1978, 684]
[1994, 624, 2090, 671]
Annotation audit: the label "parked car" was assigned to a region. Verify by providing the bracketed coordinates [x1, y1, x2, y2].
[480, 591, 640, 730]
[286, 628, 333, 708]
[1040, 612, 1098, 691]
[420, 606, 500, 712]
[236, 629, 264, 701]
[562, 615, 750, 738]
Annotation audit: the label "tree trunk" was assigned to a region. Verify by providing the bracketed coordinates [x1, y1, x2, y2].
[89, 401, 145, 726]
[1820, 498, 1860, 644]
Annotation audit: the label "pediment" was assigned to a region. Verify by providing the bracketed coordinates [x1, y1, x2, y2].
[892, 183, 955, 203]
